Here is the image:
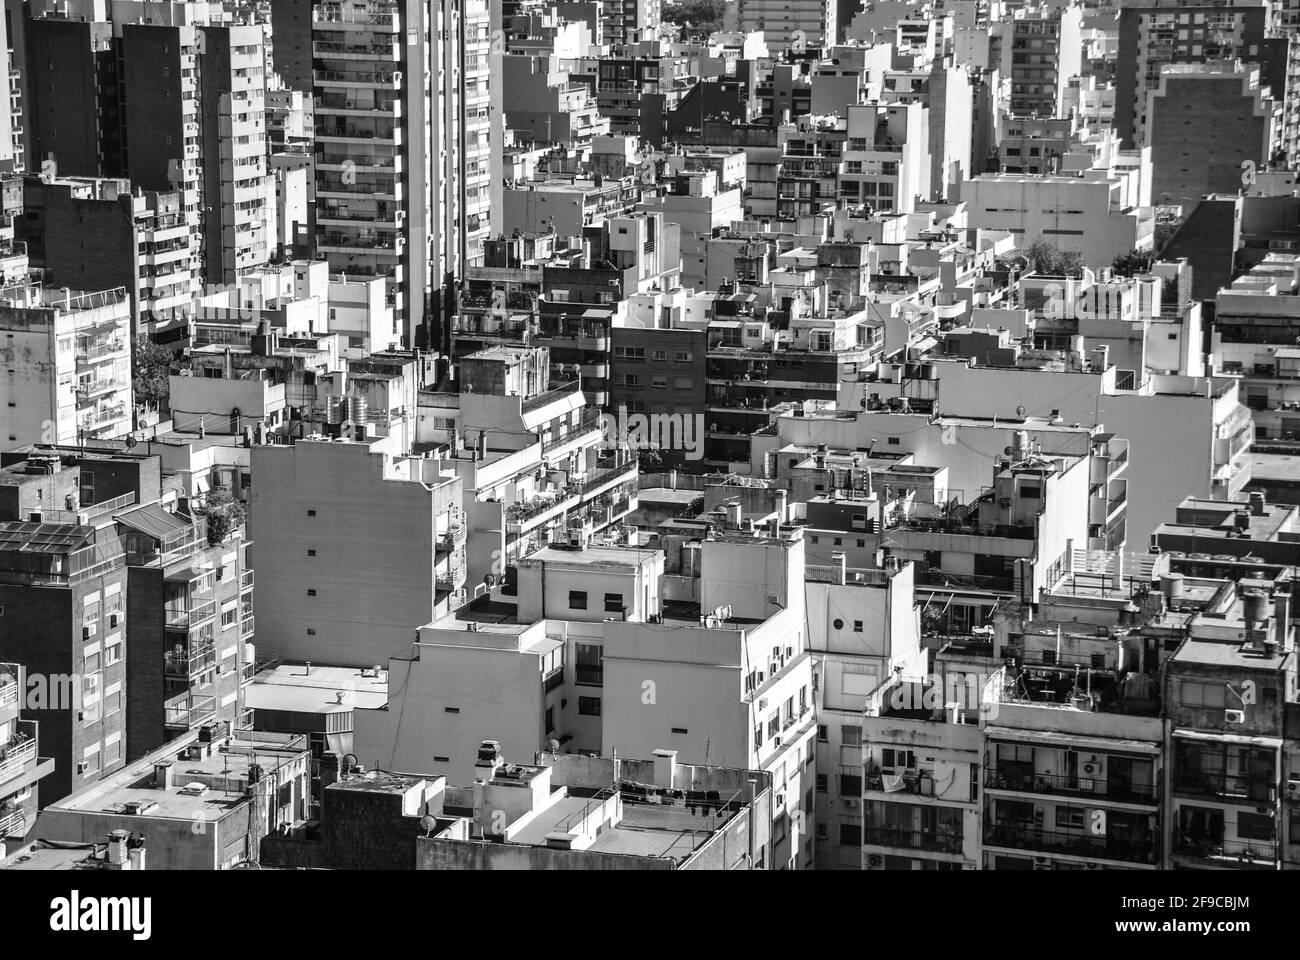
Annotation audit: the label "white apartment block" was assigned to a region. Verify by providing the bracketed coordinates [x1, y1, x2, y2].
[0, 284, 133, 446]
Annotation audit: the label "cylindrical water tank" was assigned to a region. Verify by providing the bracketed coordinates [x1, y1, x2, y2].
[346, 395, 368, 426]
[1243, 590, 1269, 624]
[1161, 573, 1184, 603]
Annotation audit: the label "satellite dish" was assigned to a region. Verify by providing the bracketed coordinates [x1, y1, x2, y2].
[420, 814, 436, 837]
[1016, 405, 1026, 418]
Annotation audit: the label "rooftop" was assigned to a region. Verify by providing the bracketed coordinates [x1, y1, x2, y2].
[244, 664, 390, 715]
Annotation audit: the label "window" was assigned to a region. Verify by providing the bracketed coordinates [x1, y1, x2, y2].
[841, 725, 862, 747]
[578, 696, 601, 716]
[816, 774, 828, 792]
[671, 727, 688, 734]
[817, 823, 828, 840]
[1055, 806, 1085, 829]
[603, 593, 623, 613]
[853, 620, 863, 633]
[306, 509, 316, 517]
[839, 822, 862, 846]
[674, 351, 692, 362]
[887, 437, 900, 446]
[307, 589, 317, 597]
[818, 724, 828, 742]
[569, 590, 588, 610]
[1182, 681, 1227, 708]
[651, 376, 668, 388]
[545, 707, 555, 733]
[307, 549, 316, 557]
[881, 748, 914, 770]
[1238, 812, 1275, 841]
[652, 349, 666, 361]
[575, 642, 602, 685]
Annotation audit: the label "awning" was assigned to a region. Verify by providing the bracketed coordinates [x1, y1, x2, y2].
[114, 503, 191, 540]
[1172, 729, 1283, 749]
[983, 725, 1160, 756]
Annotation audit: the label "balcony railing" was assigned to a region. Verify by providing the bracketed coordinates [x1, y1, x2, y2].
[0, 721, 37, 784]
[984, 822, 1158, 865]
[0, 806, 26, 838]
[167, 598, 217, 630]
[240, 569, 255, 592]
[985, 766, 1157, 804]
[1173, 837, 1277, 866]
[240, 615, 255, 640]
[543, 667, 564, 693]
[862, 826, 963, 854]
[575, 665, 603, 686]
[164, 642, 217, 678]
[0, 670, 17, 710]
[164, 694, 217, 729]
[1173, 773, 1276, 804]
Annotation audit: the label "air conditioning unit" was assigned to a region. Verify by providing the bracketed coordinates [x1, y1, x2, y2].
[76, 762, 88, 775]
[344, 100, 356, 109]
[843, 798, 859, 810]
[1225, 709, 1246, 724]
[1082, 761, 1100, 776]
[1286, 779, 1300, 796]
[758, 697, 768, 711]
[82, 624, 96, 639]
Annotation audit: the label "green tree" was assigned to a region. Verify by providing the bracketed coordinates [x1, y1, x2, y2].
[132, 334, 179, 411]
[663, 0, 727, 32]
[1025, 240, 1085, 278]
[202, 486, 247, 546]
[1111, 248, 1155, 277]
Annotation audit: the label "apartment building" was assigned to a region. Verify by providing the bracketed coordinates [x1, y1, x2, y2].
[199, 24, 276, 282]
[1212, 253, 1300, 440]
[19, 176, 199, 333]
[859, 668, 984, 870]
[0, 283, 133, 446]
[724, 0, 836, 53]
[603, 533, 819, 869]
[1114, 0, 1278, 149]
[0, 462, 136, 804]
[960, 171, 1155, 270]
[259, 748, 771, 870]
[1147, 62, 1279, 212]
[1165, 587, 1295, 870]
[352, 541, 664, 780]
[37, 727, 311, 870]
[119, 501, 256, 760]
[1003, 5, 1083, 118]
[0, 661, 55, 845]
[250, 434, 466, 668]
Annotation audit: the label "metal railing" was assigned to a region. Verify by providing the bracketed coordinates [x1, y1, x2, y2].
[0, 806, 26, 837]
[984, 822, 1158, 865]
[240, 569, 255, 592]
[862, 826, 963, 854]
[865, 770, 938, 797]
[1172, 773, 1276, 804]
[984, 766, 1157, 804]
[240, 615, 255, 640]
[575, 665, 603, 686]
[0, 722, 37, 784]
[164, 642, 217, 678]
[1173, 837, 1277, 865]
[164, 694, 217, 728]
[167, 598, 217, 629]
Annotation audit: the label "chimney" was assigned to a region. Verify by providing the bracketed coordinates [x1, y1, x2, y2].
[153, 760, 174, 790]
[304, 661, 312, 676]
[725, 500, 742, 527]
[652, 748, 678, 790]
[1249, 491, 1266, 516]
[106, 830, 129, 866]
[128, 842, 147, 871]
[1111, 550, 1123, 590]
[832, 551, 847, 584]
